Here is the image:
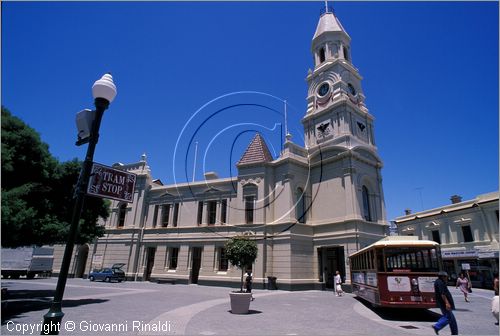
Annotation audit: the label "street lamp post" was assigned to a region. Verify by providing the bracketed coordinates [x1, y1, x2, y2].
[42, 74, 117, 335]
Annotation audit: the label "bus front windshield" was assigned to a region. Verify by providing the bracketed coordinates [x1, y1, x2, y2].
[383, 247, 440, 272]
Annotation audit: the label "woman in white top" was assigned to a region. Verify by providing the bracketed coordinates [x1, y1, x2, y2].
[335, 271, 344, 296]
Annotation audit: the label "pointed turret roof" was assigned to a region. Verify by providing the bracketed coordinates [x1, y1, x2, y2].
[237, 133, 273, 166]
[313, 12, 350, 41]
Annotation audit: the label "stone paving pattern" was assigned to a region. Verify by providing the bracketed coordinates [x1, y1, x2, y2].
[1, 278, 498, 335]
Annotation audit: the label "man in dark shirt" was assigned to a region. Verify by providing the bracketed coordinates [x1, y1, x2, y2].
[432, 271, 458, 335]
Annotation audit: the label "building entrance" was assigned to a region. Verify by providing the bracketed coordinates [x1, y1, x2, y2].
[144, 247, 156, 281]
[74, 244, 89, 278]
[190, 247, 202, 284]
[318, 246, 345, 289]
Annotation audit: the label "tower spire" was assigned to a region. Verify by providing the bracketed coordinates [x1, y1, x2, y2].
[324, 0, 329, 13]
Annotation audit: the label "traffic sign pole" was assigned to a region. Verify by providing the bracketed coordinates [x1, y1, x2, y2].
[42, 98, 108, 335]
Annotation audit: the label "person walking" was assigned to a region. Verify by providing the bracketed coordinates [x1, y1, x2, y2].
[334, 271, 344, 296]
[493, 272, 499, 325]
[456, 272, 470, 302]
[494, 272, 499, 296]
[245, 270, 254, 301]
[432, 271, 458, 335]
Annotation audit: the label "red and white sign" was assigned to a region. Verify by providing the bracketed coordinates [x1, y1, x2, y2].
[87, 163, 136, 203]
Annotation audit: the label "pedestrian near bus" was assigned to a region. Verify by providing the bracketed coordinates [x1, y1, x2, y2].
[494, 272, 499, 296]
[432, 271, 458, 335]
[334, 271, 344, 296]
[456, 272, 470, 302]
[493, 272, 499, 325]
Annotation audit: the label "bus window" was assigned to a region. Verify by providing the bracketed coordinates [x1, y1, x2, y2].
[376, 251, 389, 272]
[410, 253, 417, 268]
[423, 250, 430, 268]
[416, 251, 424, 268]
[430, 249, 438, 268]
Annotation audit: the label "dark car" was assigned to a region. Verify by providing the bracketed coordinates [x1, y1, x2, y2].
[89, 263, 125, 282]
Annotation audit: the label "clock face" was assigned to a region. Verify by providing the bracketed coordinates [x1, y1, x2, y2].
[348, 83, 356, 95]
[318, 83, 330, 97]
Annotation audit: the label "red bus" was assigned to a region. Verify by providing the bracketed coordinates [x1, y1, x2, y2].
[349, 236, 442, 308]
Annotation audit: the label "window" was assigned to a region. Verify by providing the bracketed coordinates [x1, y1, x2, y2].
[197, 202, 203, 225]
[348, 83, 356, 96]
[169, 247, 179, 270]
[243, 185, 257, 224]
[319, 47, 326, 63]
[221, 199, 227, 224]
[161, 204, 170, 227]
[431, 230, 441, 244]
[172, 203, 179, 227]
[245, 196, 254, 224]
[218, 247, 228, 271]
[296, 188, 306, 223]
[152, 205, 159, 228]
[362, 186, 372, 221]
[207, 201, 217, 225]
[117, 204, 127, 227]
[461, 225, 474, 242]
[343, 46, 349, 61]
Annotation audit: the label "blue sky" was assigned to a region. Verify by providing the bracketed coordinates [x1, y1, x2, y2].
[2, 1, 498, 221]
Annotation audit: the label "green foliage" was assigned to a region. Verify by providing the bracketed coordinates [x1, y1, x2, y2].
[225, 236, 258, 291]
[1, 107, 109, 247]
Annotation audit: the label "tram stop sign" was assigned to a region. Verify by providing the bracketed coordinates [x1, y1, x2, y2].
[87, 163, 137, 203]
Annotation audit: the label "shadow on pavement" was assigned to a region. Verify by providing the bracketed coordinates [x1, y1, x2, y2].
[227, 310, 263, 315]
[2, 289, 107, 324]
[354, 297, 441, 322]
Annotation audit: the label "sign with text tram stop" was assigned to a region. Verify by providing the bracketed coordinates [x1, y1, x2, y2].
[87, 163, 137, 203]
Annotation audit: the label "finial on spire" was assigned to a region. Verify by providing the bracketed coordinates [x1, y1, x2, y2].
[284, 100, 291, 140]
[141, 153, 147, 162]
[320, 0, 334, 16]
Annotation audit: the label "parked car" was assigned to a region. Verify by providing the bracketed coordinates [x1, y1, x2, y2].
[89, 263, 125, 282]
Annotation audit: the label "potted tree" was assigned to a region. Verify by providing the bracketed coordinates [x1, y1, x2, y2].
[225, 235, 258, 314]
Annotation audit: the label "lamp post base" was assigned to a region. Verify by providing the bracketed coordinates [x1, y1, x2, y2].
[42, 306, 64, 335]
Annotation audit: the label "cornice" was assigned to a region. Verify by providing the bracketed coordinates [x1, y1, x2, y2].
[301, 96, 374, 124]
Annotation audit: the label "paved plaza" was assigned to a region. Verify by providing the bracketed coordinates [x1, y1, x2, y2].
[1, 278, 498, 335]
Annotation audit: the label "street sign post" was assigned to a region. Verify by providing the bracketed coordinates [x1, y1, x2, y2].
[87, 163, 137, 203]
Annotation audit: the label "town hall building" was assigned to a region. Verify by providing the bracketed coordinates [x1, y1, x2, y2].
[55, 9, 389, 290]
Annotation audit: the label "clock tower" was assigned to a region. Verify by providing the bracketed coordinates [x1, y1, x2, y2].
[303, 9, 374, 149]
[301, 8, 387, 247]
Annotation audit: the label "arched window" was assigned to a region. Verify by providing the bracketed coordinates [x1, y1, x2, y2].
[343, 46, 349, 61]
[243, 185, 257, 224]
[296, 188, 306, 223]
[117, 203, 127, 227]
[319, 47, 326, 63]
[362, 186, 372, 222]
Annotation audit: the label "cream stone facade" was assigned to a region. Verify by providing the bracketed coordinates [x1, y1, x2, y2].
[54, 10, 389, 290]
[394, 192, 499, 288]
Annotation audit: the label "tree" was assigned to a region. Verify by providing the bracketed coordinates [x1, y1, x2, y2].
[49, 159, 108, 245]
[225, 236, 258, 292]
[1, 107, 109, 247]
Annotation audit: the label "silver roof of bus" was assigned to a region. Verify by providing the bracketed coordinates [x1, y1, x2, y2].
[349, 236, 439, 257]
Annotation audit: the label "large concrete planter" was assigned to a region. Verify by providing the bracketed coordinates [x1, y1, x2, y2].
[229, 292, 252, 314]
